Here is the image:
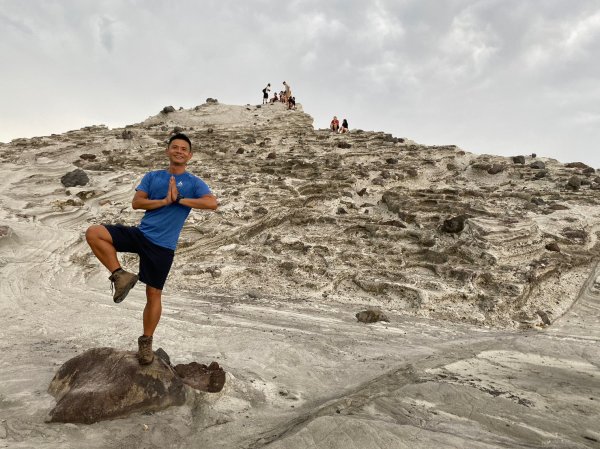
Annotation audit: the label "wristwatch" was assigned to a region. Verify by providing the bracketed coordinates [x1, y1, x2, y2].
[175, 193, 184, 204]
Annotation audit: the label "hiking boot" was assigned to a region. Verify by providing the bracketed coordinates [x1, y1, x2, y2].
[137, 335, 154, 365]
[108, 270, 138, 303]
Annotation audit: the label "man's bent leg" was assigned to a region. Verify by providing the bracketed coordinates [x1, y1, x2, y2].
[86, 225, 138, 303]
[85, 225, 121, 272]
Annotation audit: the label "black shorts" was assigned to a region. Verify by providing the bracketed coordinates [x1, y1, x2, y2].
[104, 224, 174, 290]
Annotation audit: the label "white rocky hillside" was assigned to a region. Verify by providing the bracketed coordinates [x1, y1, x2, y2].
[2, 100, 600, 328]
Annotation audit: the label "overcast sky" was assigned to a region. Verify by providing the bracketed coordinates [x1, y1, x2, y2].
[2, 0, 599, 166]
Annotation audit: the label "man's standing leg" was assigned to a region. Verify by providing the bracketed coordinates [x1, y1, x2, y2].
[138, 285, 162, 365]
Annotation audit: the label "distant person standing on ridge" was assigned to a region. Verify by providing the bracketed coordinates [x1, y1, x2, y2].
[340, 118, 349, 133]
[262, 83, 271, 104]
[330, 116, 340, 132]
[85, 133, 218, 365]
[283, 81, 291, 102]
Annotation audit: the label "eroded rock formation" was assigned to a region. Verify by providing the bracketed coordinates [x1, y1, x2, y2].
[2, 102, 599, 328]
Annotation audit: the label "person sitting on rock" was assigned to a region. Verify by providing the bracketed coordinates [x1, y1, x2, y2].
[330, 116, 340, 133]
[85, 133, 218, 365]
[262, 83, 271, 105]
[288, 96, 296, 110]
[340, 118, 349, 133]
[270, 92, 279, 103]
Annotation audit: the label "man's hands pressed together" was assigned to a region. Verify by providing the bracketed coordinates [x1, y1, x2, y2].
[132, 175, 217, 211]
[168, 176, 179, 204]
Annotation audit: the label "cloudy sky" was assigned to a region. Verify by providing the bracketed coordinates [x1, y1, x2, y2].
[2, 0, 599, 166]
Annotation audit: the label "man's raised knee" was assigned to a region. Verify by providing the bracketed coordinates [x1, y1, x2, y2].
[85, 225, 105, 244]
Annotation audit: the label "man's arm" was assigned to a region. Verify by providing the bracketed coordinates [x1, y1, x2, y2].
[179, 194, 218, 210]
[132, 190, 171, 210]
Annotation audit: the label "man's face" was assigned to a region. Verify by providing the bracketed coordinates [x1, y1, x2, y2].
[166, 139, 192, 165]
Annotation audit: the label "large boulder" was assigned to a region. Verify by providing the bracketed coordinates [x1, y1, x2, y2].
[47, 347, 226, 424]
[47, 348, 187, 423]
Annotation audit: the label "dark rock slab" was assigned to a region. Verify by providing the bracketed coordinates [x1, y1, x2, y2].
[356, 310, 389, 323]
[512, 156, 525, 164]
[530, 161, 545, 170]
[536, 310, 551, 325]
[381, 190, 406, 213]
[162, 106, 176, 114]
[487, 164, 504, 175]
[441, 215, 466, 233]
[337, 142, 352, 149]
[47, 348, 186, 424]
[565, 162, 591, 170]
[472, 162, 491, 171]
[545, 242, 560, 252]
[567, 176, 581, 191]
[549, 203, 569, 210]
[61, 169, 89, 187]
[174, 362, 226, 393]
[531, 197, 545, 206]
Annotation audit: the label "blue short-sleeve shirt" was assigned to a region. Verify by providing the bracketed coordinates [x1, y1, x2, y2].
[135, 170, 211, 250]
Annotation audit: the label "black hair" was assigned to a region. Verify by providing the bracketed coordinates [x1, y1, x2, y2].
[168, 133, 192, 151]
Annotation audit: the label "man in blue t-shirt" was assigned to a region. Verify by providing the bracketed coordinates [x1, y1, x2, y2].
[85, 133, 218, 364]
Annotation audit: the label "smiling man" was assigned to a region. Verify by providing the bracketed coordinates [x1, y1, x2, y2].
[85, 133, 218, 364]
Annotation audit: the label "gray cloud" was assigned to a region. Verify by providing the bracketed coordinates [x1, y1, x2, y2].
[98, 16, 116, 52]
[1, 0, 599, 166]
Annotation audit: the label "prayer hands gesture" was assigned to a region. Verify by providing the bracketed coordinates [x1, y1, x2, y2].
[164, 176, 179, 205]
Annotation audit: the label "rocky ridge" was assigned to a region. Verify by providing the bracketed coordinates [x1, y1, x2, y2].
[2, 101, 599, 328]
